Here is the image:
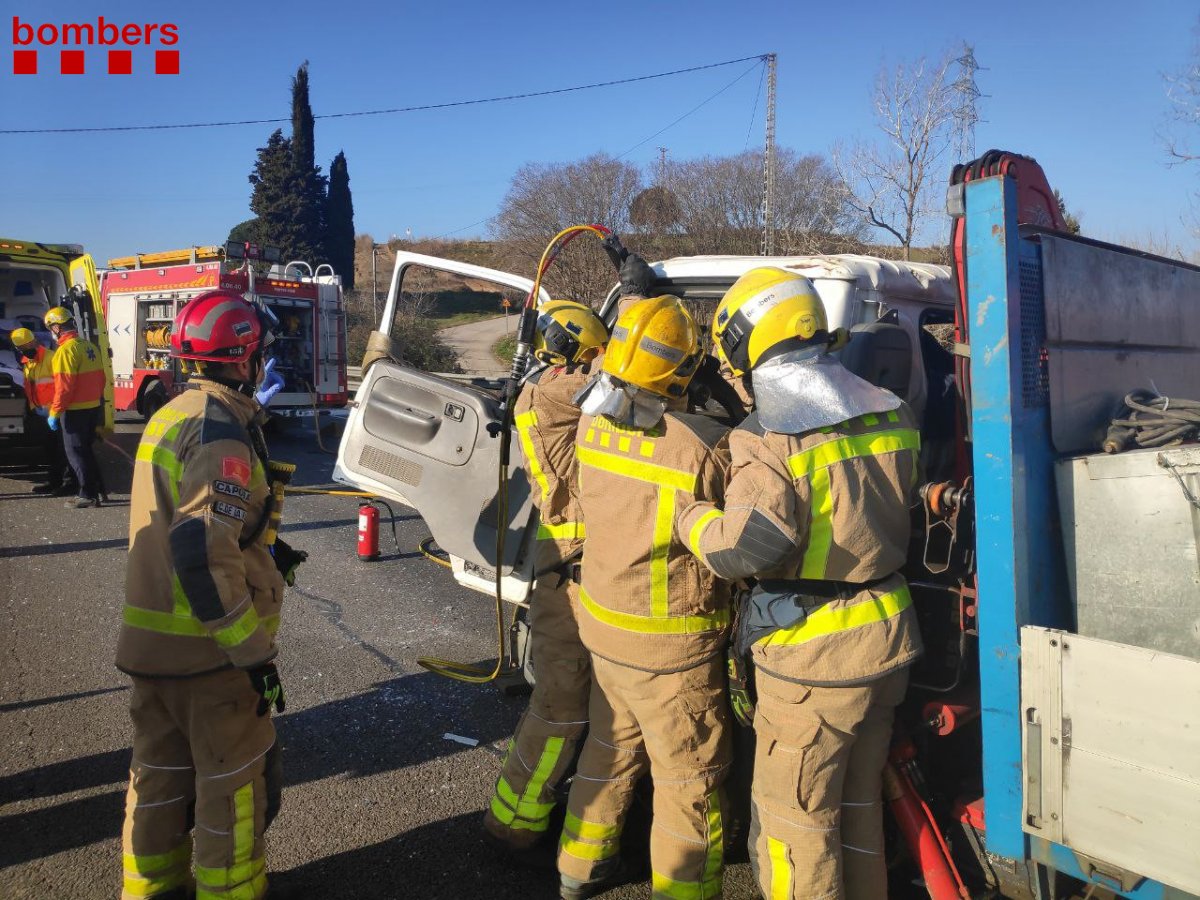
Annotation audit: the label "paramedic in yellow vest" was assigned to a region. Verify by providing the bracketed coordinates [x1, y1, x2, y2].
[559, 296, 732, 900]
[44, 306, 106, 508]
[678, 268, 924, 900]
[11, 327, 73, 495]
[484, 300, 609, 860]
[116, 289, 298, 900]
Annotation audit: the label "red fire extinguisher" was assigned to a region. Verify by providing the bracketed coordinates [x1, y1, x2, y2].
[358, 502, 380, 561]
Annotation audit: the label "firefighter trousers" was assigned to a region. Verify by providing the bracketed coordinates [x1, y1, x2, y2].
[121, 668, 282, 900]
[559, 653, 730, 899]
[748, 667, 908, 900]
[485, 575, 591, 848]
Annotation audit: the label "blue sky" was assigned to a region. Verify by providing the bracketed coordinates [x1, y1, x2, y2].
[2, 0, 1197, 267]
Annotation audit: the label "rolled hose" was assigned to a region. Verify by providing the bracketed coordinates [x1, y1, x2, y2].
[1103, 390, 1200, 453]
[417, 223, 611, 684]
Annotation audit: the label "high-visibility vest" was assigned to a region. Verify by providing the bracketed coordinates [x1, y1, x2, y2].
[21, 346, 56, 409]
[50, 332, 105, 415]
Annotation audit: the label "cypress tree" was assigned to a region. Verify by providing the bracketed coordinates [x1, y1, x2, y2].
[248, 129, 310, 260]
[290, 61, 327, 262]
[325, 151, 356, 288]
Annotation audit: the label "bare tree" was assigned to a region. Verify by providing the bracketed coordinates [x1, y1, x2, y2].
[492, 154, 643, 303]
[666, 149, 863, 256]
[836, 53, 956, 259]
[1164, 21, 1200, 236]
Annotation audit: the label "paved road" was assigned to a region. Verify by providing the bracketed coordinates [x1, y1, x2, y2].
[0, 415, 758, 899]
[439, 316, 512, 377]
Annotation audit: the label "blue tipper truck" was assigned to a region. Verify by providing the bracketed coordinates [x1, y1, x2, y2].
[923, 153, 1200, 900]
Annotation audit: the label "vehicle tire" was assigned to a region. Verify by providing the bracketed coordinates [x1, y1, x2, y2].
[140, 381, 168, 421]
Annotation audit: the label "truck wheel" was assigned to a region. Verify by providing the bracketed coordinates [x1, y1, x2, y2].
[140, 382, 168, 421]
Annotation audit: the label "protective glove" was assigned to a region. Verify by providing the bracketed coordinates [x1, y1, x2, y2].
[688, 354, 748, 423]
[34, 407, 49, 419]
[618, 253, 657, 298]
[255, 358, 284, 407]
[726, 649, 755, 727]
[600, 233, 630, 271]
[47, 415, 59, 432]
[271, 538, 308, 587]
[246, 662, 286, 717]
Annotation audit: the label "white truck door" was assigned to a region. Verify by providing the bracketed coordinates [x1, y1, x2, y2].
[334, 253, 550, 601]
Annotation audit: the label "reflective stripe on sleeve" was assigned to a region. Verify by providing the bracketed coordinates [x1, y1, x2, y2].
[536, 521, 586, 541]
[514, 410, 550, 503]
[686, 508, 724, 557]
[211, 603, 262, 649]
[756, 586, 912, 648]
[123, 605, 207, 637]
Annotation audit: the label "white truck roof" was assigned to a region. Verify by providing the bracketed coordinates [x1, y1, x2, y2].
[654, 253, 955, 306]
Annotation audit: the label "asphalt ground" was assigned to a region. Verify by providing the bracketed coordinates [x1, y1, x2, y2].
[0, 413, 759, 899]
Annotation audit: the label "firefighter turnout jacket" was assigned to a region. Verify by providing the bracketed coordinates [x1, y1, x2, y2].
[514, 363, 593, 567]
[574, 409, 732, 672]
[21, 345, 55, 410]
[679, 406, 924, 685]
[49, 330, 105, 417]
[117, 379, 285, 678]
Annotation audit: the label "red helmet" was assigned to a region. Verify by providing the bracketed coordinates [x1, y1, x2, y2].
[170, 290, 273, 362]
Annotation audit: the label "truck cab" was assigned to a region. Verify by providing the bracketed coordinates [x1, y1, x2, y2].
[333, 250, 956, 601]
[0, 238, 113, 448]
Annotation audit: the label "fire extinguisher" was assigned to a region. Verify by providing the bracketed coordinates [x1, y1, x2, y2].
[358, 502, 380, 561]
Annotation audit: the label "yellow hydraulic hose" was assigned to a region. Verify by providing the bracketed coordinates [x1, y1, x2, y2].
[417, 223, 611, 684]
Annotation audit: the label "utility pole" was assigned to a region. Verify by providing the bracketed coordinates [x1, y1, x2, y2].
[760, 53, 777, 256]
[951, 44, 987, 162]
[657, 146, 669, 185]
[371, 243, 379, 327]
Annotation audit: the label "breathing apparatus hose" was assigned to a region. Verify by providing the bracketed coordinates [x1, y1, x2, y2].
[417, 223, 611, 684]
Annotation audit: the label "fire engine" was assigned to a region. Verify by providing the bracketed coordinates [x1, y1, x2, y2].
[101, 242, 348, 419]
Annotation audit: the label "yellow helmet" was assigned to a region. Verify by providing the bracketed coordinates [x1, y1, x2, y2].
[712, 267, 828, 376]
[10, 327, 37, 350]
[44, 306, 73, 327]
[602, 295, 701, 398]
[534, 300, 608, 365]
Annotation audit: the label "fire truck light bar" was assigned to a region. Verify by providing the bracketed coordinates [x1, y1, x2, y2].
[225, 241, 283, 263]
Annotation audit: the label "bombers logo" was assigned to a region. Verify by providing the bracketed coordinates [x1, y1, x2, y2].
[11, 16, 180, 75]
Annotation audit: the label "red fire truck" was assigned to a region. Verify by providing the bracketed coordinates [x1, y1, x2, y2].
[101, 243, 347, 419]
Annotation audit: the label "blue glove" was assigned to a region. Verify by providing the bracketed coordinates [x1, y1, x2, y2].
[47, 415, 59, 432]
[34, 407, 48, 419]
[255, 358, 285, 407]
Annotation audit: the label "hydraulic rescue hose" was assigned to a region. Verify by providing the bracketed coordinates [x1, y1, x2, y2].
[417, 223, 611, 684]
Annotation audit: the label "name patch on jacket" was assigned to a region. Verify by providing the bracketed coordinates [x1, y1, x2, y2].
[212, 500, 247, 521]
[222, 456, 251, 486]
[213, 479, 252, 502]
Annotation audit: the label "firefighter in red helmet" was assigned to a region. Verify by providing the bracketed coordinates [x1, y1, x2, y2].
[116, 290, 299, 900]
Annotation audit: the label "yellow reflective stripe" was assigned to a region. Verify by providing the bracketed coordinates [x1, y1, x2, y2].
[651, 872, 722, 899]
[651, 486, 675, 618]
[703, 790, 724, 886]
[564, 811, 622, 841]
[886, 409, 900, 423]
[579, 586, 728, 635]
[687, 508, 723, 557]
[513, 736, 564, 829]
[194, 782, 260, 897]
[212, 604, 261, 649]
[194, 863, 266, 900]
[757, 586, 913, 648]
[561, 834, 620, 861]
[799, 467, 833, 579]
[515, 411, 550, 504]
[262, 614, 281, 638]
[122, 842, 191, 897]
[123, 843, 192, 875]
[599, 431, 611, 447]
[787, 429, 920, 479]
[233, 781, 255, 865]
[767, 836, 792, 900]
[576, 445, 697, 492]
[136, 442, 182, 503]
[536, 521, 586, 540]
[640, 440, 655, 458]
[618, 436, 632, 452]
[172, 574, 190, 616]
[124, 604, 207, 637]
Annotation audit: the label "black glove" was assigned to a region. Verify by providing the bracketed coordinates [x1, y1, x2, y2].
[689, 353, 748, 423]
[246, 663, 286, 717]
[272, 537, 308, 587]
[600, 233, 630, 271]
[618, 252, 657, 298]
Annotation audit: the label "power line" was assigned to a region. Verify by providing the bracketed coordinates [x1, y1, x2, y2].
[1, 54, 769, 136]
[743, 60, 767, 151]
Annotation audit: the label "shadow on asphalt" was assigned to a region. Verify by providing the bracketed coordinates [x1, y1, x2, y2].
[0, 668, 521, 870]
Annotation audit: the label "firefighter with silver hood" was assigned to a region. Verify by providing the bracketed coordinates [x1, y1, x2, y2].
[678, 267, 923, 900]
